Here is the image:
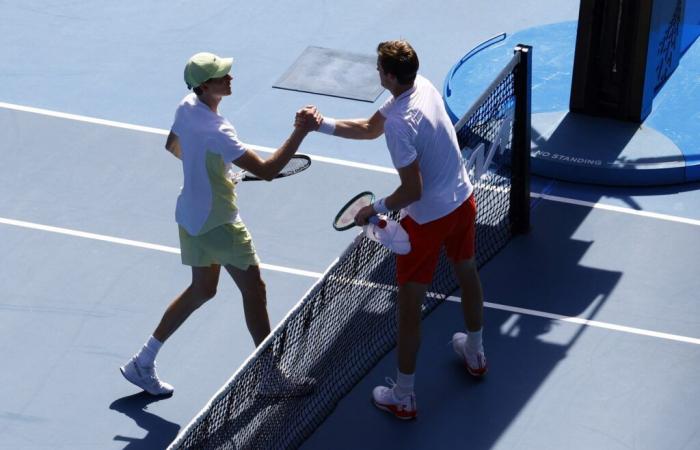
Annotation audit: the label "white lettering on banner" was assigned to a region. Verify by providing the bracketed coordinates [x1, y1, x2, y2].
[535, 151, 603, 166]
[464, 111, 514, 179]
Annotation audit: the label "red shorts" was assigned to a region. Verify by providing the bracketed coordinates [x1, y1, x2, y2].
[396, 195, 476, 285]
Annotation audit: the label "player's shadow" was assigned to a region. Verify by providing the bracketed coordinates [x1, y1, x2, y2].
[110, 392, 180, 450]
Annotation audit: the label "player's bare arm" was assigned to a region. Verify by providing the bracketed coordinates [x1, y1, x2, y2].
[382, 160, 422, 211]
[231, 106, 317, 181]
[355, 160, 422, 225]
[332, 111, 385, 140]
[296, 108, 385, 140]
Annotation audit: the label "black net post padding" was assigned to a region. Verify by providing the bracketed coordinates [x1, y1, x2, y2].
[510, 44, 532, 235]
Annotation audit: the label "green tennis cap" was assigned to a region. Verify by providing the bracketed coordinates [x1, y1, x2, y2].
[184, 52, 233, 89]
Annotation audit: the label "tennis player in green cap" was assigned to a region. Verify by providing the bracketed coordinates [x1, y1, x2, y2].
[120, 52, 320, 396]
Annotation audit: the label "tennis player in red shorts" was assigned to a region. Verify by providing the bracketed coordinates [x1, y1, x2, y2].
[297, 40, 488, 420]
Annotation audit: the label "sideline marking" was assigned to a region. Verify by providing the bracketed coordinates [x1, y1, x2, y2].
[0, 101, 396, 175]
[0, 217, 322, 279]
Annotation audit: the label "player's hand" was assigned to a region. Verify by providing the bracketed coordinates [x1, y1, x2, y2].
[294, 106, 317, 130]
[295, 105, 321, 131]
[354, 205, 376, 226]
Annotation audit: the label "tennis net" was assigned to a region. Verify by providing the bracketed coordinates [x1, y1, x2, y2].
[168, 44, 532, 450]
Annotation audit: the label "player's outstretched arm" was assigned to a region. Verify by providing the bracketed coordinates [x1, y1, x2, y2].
[296, 107, 385, 140]
[233, 106, 318, 181]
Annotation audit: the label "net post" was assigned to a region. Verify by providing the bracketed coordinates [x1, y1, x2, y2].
[510, 44, 532, 235]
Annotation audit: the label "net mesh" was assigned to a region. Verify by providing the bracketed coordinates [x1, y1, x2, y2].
[655, 0, 682, 91]
[170, 51, 526, 450]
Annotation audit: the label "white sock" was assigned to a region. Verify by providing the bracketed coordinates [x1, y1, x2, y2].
[135, 336, 162, 367]
[466, 328, 483, 352]
[394, 370, 415, 398]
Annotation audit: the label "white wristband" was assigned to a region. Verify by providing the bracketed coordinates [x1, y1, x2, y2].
[373, 197, 389, 214]
[318, 117, 336, 135]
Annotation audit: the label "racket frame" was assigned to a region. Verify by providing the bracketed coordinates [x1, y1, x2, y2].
[333, 191, 376, 231]
[231, 154, 312, 182]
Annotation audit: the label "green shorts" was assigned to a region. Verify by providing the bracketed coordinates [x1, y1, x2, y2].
[179, 222, 260, 269]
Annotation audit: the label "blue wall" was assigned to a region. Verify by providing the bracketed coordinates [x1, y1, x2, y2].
[682, 0, 700, 54]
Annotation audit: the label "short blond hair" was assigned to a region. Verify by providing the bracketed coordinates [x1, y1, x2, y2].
[377, 40, 419, 85]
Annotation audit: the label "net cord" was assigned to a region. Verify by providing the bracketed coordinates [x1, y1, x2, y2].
[453, 52, 521, 133]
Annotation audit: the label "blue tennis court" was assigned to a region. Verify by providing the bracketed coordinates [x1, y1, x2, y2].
[1, 1, 699, 449]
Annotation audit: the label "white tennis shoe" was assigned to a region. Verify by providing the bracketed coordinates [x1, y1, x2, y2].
[120, 357, 174, 396]
[452, 332, 488, 377]
[372, 378, 417, 420]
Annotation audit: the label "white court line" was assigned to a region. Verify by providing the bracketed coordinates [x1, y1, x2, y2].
[2, 100, 699, 226]
[0, 217, 322, 279]
[0, 101, 169, 135]
[531, 192, 700, 227]
[452, 297, 700, 346]
[0, 101, 396, 175]
[1, 215, 699, 346]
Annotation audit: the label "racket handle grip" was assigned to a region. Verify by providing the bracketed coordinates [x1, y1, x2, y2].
[369, 215, 387, 229]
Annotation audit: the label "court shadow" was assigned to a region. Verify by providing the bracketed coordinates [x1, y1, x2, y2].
[532, 112, 639, 164]
[301, 196, 623, 450]
[169, 180, 639, 449]
[109, 392, 180, 450]
[529, 111, 690, 185]
[581, 180, 700, 212]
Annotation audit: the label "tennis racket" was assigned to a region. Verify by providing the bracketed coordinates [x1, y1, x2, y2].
[229, 154, 311, 183]
[333, 191, 387, 231]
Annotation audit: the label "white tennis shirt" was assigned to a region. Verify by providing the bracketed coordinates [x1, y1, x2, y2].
[171, 93, 247, 236]
[379, 75, 473, 224]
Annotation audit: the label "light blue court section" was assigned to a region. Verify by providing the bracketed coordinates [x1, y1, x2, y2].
[0, 0, 579, 168]
[0, 107, 400, 273]
[0, 222, 316, 450]
[4, 1, 700, 449]
[444, 21, 700, 185]
[0, 109, 400, 450]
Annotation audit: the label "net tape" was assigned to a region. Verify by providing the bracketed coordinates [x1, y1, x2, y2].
[170, 51, 523, 450]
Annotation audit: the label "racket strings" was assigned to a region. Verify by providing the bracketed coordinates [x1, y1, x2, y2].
[280, 155, 311, 176]
[333, 193, 374, 230]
